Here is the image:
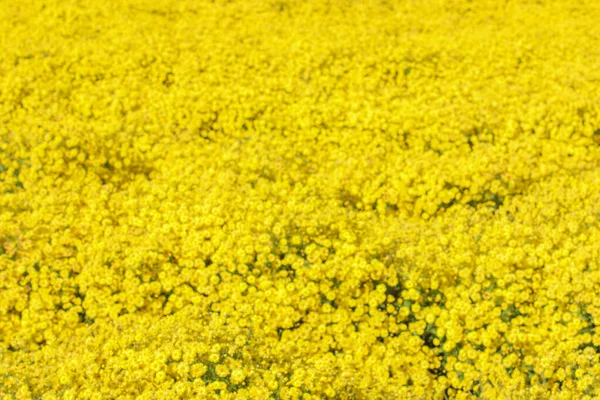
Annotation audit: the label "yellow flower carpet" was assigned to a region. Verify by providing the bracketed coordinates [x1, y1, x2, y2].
[2, 0, 600, 398]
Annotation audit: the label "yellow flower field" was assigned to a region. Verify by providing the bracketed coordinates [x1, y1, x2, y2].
[2, 0, 600, 398]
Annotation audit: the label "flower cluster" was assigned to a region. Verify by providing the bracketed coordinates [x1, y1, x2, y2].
[2, 0, 600, 398]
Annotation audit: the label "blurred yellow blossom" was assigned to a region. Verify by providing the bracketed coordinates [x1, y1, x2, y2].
[2, 0, 600, 398]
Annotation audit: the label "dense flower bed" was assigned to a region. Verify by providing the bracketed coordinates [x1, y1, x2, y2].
[2, 0, 600, 398]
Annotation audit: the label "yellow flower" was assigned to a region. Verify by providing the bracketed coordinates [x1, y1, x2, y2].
[215, 364, 230, 378]
[230, 368, 246, 385]
[190, 364, 208, 379]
